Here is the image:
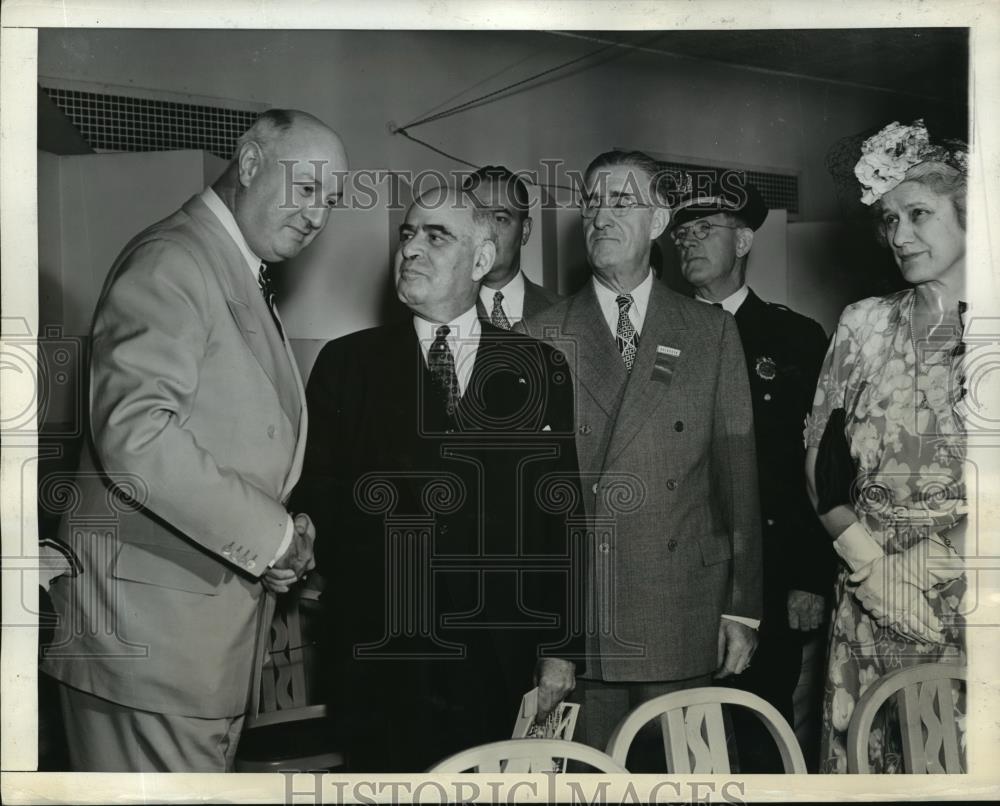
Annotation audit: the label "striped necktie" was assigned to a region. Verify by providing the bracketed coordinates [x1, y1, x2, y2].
[616, 294, 638, 372]
[490, 290, 512, 330]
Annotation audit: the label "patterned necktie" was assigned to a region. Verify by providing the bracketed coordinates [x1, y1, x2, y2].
[257, 263, 283, 336]
[616, 294, 639, 372]
[490, 290, 512, 330]
[428, 325, 461, 417]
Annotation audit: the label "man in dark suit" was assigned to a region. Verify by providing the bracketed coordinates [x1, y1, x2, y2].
[669, 173, 835, 771]
[463, 166, 560, 328]
[292, 185, 582, 772]
[519, 151, 762, 769]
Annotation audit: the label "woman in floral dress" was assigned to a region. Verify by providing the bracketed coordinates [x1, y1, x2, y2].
[804, 120, 968, 773]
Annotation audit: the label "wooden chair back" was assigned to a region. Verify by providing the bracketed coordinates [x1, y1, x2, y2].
[846, 662, 965, 774]
[605, 687, 807, 773]
[427, 739, 628, 773]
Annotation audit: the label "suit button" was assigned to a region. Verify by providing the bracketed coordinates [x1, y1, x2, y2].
[763, 393, 772, 402]
[267, 424, 276, 438]
[441, 524, 449, 534]
[591, 483, 599, 494]
[579, 424, 592, 435]
[598, 542, 610, 554]
[674, 421, 684, 432]
[666, 479, 677, 490]
[246, 560, 256, 570]
[667, 539, 678, 551]
[222, 547, 232, 556]
[446, 428, 455, 434]
[766, 518, 776, 526]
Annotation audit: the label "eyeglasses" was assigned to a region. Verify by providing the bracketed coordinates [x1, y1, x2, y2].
[580, 195, 651, 220]
[669, 221, 741, 243]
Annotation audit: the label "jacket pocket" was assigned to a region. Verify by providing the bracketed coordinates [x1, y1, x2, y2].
[698, 533, 733, 566]
[113, 541, 225, 595]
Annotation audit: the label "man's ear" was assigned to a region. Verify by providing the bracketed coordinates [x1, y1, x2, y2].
[521, 216, 533, 246]
[735, 228, 755, 259]
[650, 206, 670, 241]
[237, 141, 264, 188]
[472, 240, 497, 282]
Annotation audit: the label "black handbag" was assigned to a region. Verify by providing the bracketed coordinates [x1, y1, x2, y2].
[814, 407, 856, 515]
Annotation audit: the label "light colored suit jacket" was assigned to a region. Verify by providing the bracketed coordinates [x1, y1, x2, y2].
[42, 194, 306, 718]
[520, 280, 761, 681]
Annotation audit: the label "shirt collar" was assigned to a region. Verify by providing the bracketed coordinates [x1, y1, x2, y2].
[479, 271, 526, 323]
[201, 187, 263, 278]
[592, 268, 654, 335]
[696, 284, 749, 315]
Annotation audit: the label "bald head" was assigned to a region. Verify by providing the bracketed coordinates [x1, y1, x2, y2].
[216, 109, 348, 263]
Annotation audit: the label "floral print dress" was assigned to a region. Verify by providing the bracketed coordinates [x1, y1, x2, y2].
[804, 289, 966, 774]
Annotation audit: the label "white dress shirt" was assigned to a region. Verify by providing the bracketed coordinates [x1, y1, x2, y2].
[201, 187, 294, 567]
[479, 271, 527, 326]
[413, 305, 482, 397]
[592, 268, 654, 338]
[201, 187, 263, 281]
[695, 284, 749, 315]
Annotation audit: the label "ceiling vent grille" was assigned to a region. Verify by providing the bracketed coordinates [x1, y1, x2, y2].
[41, 84, 261, 160]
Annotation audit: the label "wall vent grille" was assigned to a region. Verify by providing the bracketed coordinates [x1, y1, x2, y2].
[41, 85, 260, 160]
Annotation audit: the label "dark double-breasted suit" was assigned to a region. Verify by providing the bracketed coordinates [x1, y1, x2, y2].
[292, 320, 584, 772]
[520, 280, 762, 684]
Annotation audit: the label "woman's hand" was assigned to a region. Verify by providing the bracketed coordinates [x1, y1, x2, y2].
[848, 554, 944, 643]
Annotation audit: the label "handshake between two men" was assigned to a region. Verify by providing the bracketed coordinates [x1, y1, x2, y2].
[262, 513, 317, 594]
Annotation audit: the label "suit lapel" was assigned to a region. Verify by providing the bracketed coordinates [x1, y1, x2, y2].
[604, 282, 689, 466]
[522, 278, 546, 320]
[184, 196, 301, 430]
[562, 283, 628, 418]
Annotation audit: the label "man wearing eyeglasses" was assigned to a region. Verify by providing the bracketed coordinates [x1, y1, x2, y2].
[519, 150, 762, 769]
[670, 175, 834, 771]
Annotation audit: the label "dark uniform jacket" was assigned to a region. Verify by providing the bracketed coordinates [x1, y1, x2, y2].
[732, 288, 835, 628]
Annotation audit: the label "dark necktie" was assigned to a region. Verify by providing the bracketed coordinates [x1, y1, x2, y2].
[257, 263, 283, 337]
[490, 291, 512, 330]
[428, 325, 461, 417]
[616, 294, 639, 372]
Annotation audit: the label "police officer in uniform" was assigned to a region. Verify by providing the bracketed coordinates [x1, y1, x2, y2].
[668, 173, 835, 771]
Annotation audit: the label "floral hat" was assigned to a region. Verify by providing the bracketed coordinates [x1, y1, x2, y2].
[854, 119, 968, 205]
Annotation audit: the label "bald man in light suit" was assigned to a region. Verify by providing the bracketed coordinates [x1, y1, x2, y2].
[41, 110, 348, 772]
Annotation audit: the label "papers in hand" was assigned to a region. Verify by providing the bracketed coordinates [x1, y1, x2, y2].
[512, 687, 579, 740]
[508, 687, 580, 773]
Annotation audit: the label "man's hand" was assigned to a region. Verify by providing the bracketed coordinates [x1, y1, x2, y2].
[262, 514, 316, 595]
[787, 589, 825, 632]
[534, 658, 576, 722]
[848, 555, 943, 643]
[715, 619, 758, 678]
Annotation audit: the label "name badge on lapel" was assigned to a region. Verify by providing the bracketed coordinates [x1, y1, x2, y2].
[652, 345, 681, 385]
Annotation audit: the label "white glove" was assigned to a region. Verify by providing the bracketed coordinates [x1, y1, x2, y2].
[832, 521, 884, 572]
[848, 554, 944, 643]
